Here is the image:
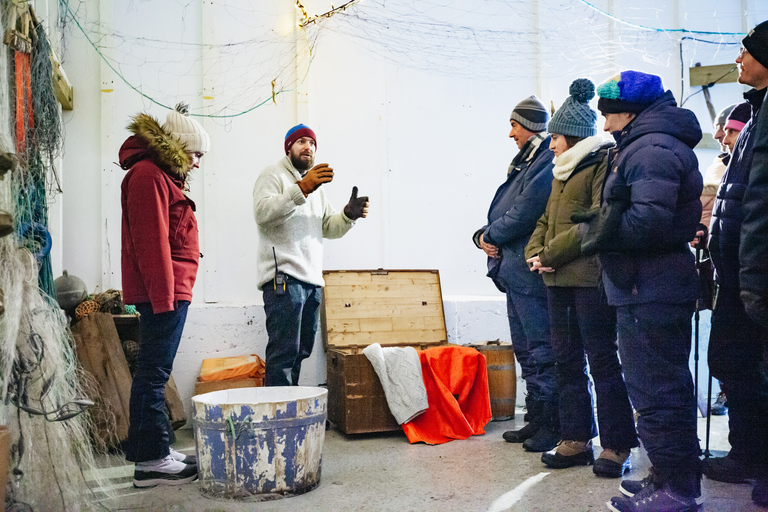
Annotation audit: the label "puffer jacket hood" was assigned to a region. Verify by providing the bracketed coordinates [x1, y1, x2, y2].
[615, 90, 702, 151]
[119, 113, 191, 183]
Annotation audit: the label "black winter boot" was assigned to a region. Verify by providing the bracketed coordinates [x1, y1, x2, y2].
[523, 401, 560, 452]
[503, 400, 540, 443]
[524, 395, 535, 422]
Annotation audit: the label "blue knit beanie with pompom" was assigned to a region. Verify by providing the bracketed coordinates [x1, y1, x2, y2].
[548, 78, 597, 138]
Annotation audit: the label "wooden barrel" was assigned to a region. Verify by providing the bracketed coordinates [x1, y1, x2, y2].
[471, 343, 516, 421]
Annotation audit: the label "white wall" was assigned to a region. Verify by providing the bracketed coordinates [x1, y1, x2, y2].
[55, 0, 767, 417]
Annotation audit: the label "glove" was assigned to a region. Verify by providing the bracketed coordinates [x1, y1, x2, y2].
[343, 186, 369, 220]
[297, 163, 334, 196]
[691, 223, 708, 250]
[570, 208, 599, 224]
[574, 184, 631, 256]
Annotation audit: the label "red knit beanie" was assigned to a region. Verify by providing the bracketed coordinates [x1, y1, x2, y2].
[284, 124, 317, 154]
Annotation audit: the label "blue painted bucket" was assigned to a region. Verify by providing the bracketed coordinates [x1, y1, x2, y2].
[192, 386, 327, 499]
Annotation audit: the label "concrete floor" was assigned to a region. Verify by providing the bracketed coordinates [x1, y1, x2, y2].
[87, 411, 765, 512]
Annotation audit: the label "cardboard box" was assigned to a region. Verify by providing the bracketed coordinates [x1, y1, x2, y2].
[323, 269, 448, 434]
[194, 376, 264, 396]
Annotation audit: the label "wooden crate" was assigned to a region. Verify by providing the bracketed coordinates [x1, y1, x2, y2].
[194, 376, 264, 396]
[323, 269, 447, 434]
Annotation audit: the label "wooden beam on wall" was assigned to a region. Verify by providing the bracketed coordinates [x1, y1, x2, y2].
[689, 64, 739, 87]
[50, 46, 73, 110]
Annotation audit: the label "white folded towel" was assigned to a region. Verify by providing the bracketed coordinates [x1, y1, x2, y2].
[362, 343, 429, 424]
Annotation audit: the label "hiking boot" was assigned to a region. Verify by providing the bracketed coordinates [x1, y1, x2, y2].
[169, 447, 197, 465]
[619, 473, 659, 498]
[704, 453, 759, 483]
[710, 392, 727, 416]
[503, 421, 539, 443]
[594, 448, 632, 478]
[133, 455, 198, 487]
[620, 470, 703, 505]
[607, 481, 700, 512]
[523, 425, 559, 452]
[541, 440, 594, 469]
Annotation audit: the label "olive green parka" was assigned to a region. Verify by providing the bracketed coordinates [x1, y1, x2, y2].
[525, 137, 612, 287]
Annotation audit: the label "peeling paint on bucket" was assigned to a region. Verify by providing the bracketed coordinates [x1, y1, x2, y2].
[192, 386, 327, 499]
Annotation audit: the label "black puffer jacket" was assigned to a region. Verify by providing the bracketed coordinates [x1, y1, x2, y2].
[710, 87, 765, 291]
[740, 88, 768, 327]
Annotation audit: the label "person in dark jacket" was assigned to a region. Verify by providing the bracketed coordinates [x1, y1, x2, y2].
[473, 95, 559, 452]
[582, 71, 703, 512]
[739, 27, 768, 507]
[721, 20, 768, 507]
[525, 79, 638, 479]
[120, 103, 207, 487]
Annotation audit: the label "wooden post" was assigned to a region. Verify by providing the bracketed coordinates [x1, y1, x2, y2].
[99, 0, 119, 293]
[200, 0, 219, 303]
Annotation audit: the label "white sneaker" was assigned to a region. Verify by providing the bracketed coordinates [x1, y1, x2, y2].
[133, 455, 198, 488]
[169, 447, 197, 465]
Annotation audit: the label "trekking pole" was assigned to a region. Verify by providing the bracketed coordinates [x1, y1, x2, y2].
[694, 247, 701, 413]
[705, 371, 713, 459]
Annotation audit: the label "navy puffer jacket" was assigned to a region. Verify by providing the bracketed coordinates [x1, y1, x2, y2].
[599, 90, 703, 306]
[710, 87, 765, 290]
[480, 136, 554, 297]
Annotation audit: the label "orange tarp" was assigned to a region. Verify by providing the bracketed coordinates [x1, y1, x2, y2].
[198, 354, 265, 382]
[402, 345, 492, 445]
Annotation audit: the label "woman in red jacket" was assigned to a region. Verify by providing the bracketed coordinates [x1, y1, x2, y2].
[120, 102, 209, 487]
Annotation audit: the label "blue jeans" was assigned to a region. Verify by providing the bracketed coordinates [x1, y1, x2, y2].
[125, 301, 189, 463]
[505, 289, 557, 404]
[547, 287, 637, 450]
[263, 277, 322, 386]
[617, 302, 701, 489]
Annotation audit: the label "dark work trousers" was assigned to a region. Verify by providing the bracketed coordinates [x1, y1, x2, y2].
[125, 301, 189, 463]
[547, 286, 638, 450]
[263, 277, 322, 387]
[709, 284, 768, 469]
[617, 302, 701, 494]
[504, 288, 558, 405]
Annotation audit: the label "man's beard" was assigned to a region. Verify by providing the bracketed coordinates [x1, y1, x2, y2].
[290, 153, 314, 171]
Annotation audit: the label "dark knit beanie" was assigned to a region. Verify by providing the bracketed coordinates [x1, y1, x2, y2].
[548, 79, 597, 138]
[716, 104, 737, 127]
[725, 102, 752, 131]
[510, 95, 549, 132]
[284, 124, 317, 154]
[743, 20, 768, 70]
[596, 70, 665, 114]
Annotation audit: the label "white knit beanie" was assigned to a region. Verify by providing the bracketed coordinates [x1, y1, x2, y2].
[162, 102, 211, 153]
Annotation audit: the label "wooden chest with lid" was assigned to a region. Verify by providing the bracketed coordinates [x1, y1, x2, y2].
[323, 269, 448, 434]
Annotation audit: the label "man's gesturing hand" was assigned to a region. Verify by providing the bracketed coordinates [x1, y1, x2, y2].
[344, 186, 369, 220]
[298, 163, 334, 196]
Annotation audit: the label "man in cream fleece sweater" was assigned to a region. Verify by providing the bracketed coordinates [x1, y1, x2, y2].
[253, 124, 369, 386]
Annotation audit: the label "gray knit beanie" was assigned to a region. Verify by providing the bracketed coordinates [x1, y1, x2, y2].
[548, 79, 597, 138]
[162, 102, 211, 153]
[510, 95, 549, 132]
[715, 104, 737, 127]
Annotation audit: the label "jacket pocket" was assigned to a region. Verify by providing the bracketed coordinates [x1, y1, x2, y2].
[599, 252, 637, 290]
[169, 199, 197, 252]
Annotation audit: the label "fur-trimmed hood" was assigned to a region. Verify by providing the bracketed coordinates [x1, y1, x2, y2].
[119, 113, 191, 182]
